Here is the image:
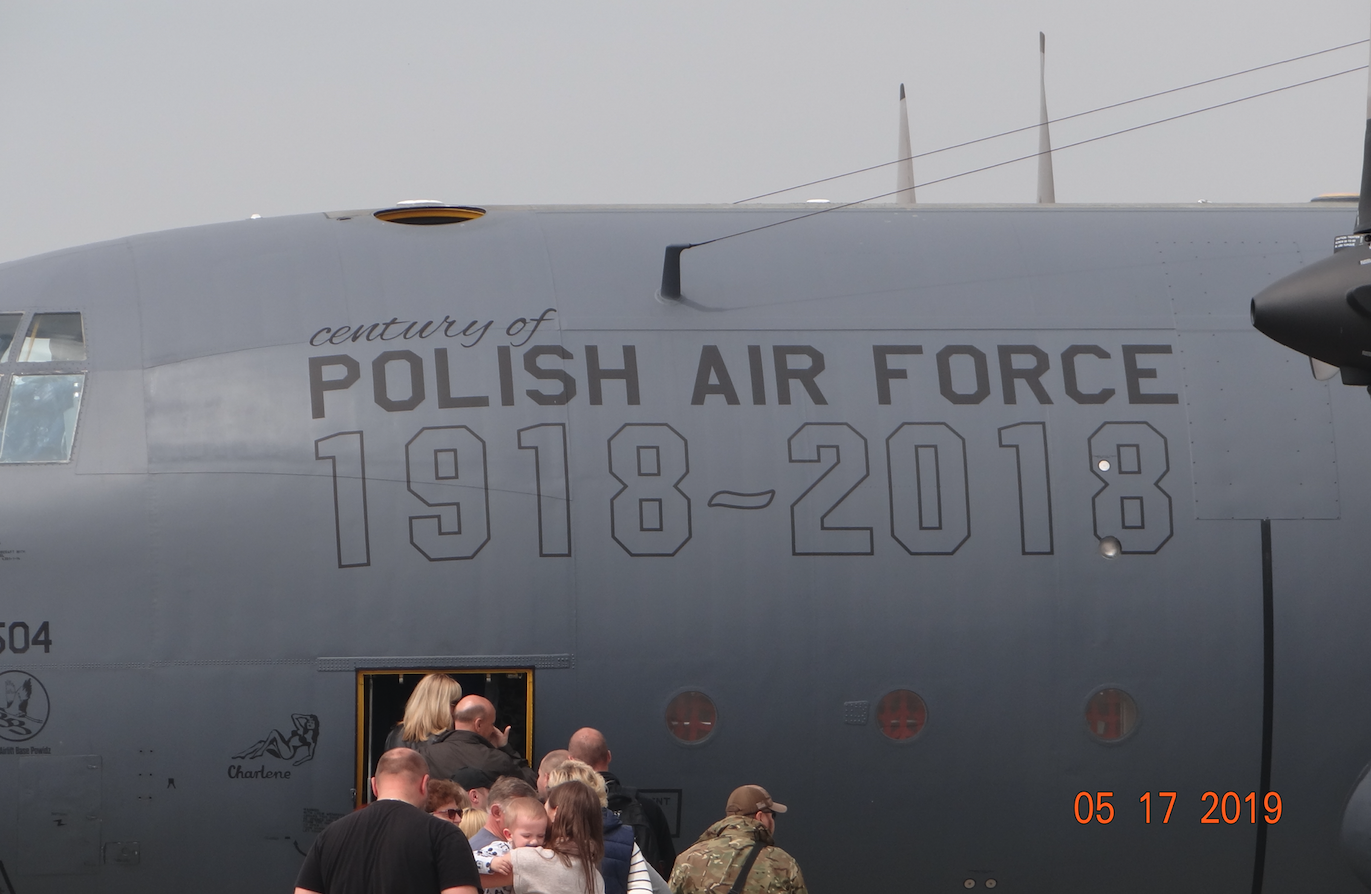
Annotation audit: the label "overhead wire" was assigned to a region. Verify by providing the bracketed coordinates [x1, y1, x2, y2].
[734, 38, 1370, 204]
[688, 64, 1367, 251]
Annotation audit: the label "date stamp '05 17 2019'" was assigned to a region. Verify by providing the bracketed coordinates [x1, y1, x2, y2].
[1075, 791, 1283, 825]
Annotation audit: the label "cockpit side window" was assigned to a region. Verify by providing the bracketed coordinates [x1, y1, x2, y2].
[0, 312, 87, 464]
[0, 375, 84, 463]
[18, 312, 85, 362]
[0, 313, 21, 363]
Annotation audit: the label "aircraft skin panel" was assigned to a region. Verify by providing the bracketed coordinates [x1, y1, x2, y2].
[0, 203, 1367, 891]
[74, 369, 150, 476]
[140, 470, 578, 662]
[535, 207, 1337, 335]
[129, 216, 342, 368]
[144, 347, 313, 474]
[1177, 329, 1339, 520]
[1163, 239, 1308, 330]
[1259, 516, 1371, 893]
[1161, 236, 1340, 521]
[540, 207, 1175, 333]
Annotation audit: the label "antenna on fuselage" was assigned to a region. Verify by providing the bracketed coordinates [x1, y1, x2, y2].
[896, 83, 916, 205]
[1038, 32, 1057, 204]
[660, 244, 692, 300]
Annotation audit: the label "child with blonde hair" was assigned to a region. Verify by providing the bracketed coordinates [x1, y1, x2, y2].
[474, 797, 549, 894]
[492, 781, 605, 894]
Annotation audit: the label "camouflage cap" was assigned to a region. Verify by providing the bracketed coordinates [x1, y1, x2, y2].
[725, 784, 787, 816]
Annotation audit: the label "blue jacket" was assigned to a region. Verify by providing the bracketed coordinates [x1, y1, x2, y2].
[601, 806, 635, 894]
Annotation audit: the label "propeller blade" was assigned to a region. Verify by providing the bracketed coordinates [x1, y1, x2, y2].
[1360, 12, 1371, 233]
[896, 84, 916, 205]
[1038, 32, 1056, 204]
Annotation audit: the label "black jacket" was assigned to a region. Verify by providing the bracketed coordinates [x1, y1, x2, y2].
[602, 770, 677, 877]
[419, 729, 537, 787]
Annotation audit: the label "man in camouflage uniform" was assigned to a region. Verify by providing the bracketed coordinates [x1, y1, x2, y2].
[669, 785, 807, 894]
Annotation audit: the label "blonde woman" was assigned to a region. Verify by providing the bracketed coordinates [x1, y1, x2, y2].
[547, 760, 609, 807]
[384, 673, 462, 751]
[461, 808, 489, 840]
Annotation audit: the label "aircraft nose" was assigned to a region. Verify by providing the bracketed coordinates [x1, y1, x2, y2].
[1250, 250, 1371, 370]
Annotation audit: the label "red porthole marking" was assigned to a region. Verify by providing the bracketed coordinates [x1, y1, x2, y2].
[1085, 687, 1139, 741]
[665, 691, 716, 743]
[876, 689, 926, 741]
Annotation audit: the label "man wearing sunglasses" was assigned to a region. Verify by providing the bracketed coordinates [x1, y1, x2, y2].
[669, 785, 808, 894]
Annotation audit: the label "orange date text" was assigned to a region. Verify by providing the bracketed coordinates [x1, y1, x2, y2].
[1073, 791, 1282, 824]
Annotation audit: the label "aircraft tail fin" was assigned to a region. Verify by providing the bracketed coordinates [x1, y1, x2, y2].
[896, 83, 916, 205]
[1037, 32, 1057, 204]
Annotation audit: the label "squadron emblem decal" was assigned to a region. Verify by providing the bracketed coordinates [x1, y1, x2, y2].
[0, 670, 49, 742]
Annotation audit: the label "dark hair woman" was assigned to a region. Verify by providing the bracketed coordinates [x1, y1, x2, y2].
[490, 779, 606, 894]
[424, 778, 472, 825]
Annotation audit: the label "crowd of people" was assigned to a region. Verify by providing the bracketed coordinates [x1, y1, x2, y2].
[292, 673, 808, 894]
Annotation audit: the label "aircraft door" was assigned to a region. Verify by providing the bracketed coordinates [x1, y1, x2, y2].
[356, 668, 533, 804]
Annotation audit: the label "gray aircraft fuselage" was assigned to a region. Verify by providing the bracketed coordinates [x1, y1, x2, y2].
[0, 201, 1365, 893]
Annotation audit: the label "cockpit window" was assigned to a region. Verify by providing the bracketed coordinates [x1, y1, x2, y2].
[0, 314, 20, 363]
[0, 312, 87, 463]
[0, 375, 84, 462]
[18, 313, 85, 362]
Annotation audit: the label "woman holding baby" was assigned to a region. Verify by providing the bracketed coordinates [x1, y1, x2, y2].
[490, 780, 606, 894]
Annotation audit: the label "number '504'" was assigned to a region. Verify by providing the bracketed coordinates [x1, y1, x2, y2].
[0, 622, 52, 654]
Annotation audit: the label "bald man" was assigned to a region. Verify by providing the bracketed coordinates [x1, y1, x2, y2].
[419, 695, 537, 788]
[568, 727, 677, 876]
[294, 748, 480, 894]
[536, 749, 570, 798]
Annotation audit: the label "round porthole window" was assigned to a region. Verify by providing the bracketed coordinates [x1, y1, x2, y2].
[876, 689, 927, 741]
[665, 691, 716, 743]
[1085, 687, 1139, 742]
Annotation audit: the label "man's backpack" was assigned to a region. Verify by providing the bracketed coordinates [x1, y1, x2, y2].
[607, 785, 668, 875]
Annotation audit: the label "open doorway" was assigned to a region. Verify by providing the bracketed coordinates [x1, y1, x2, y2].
[355, 668, 534, 805]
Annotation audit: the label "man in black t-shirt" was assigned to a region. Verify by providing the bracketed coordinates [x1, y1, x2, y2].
[294, 749, 480, 894]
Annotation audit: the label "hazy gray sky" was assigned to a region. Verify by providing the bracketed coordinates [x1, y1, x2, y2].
[0, 0, 1367, 263]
